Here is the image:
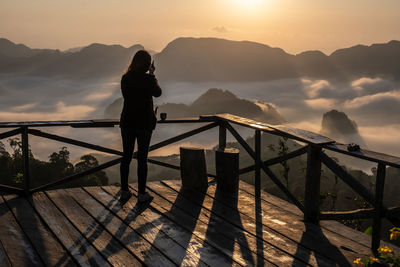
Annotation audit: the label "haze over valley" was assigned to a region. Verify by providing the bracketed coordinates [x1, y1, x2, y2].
[0, 37, 399, 161]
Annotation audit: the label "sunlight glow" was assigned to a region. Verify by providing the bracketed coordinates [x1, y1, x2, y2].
[235, 0, 264, 9]
[231, 0, 274, 17]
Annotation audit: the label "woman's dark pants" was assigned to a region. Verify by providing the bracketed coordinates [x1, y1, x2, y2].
[120, 128, 152, 193]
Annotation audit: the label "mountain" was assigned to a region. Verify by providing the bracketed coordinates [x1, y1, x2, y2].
[320, 110, 366, 147]
[330, 41, 400, 79]
[155, 38, 400, 81]
[1, 37, 400, 81]
[0, 38, 57, 58]
[105, 88, 286, 124]
[0, 38, 143, 79]
[31, 43, 144, 79]
[154, 37, 297, 81]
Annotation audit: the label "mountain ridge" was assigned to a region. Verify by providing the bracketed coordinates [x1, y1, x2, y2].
[105, 88, 286, 124]
[1, 37, 399, 81]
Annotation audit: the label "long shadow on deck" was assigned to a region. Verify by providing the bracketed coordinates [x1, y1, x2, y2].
[5, 195, 75, 266]
[202, 188, 256, 266]
[0, 196, 40, 266]
[145, 186, 206, 266]
[292, 223, 352, 267]
[78, 188, 154, 265]
[254, 186, 265, 267]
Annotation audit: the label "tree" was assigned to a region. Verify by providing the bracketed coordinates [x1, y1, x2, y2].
[0, 140, 108, 189]
[73, 154, 108, 186]
[48, 146, 74, 176]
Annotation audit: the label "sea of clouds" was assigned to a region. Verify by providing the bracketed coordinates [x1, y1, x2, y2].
[0, 74, 399, 162]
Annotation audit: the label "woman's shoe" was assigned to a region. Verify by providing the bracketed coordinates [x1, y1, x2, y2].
[138, 192, 154, 203]
[120, 190, 132, 201]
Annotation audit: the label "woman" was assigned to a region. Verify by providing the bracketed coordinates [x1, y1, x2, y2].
[120, 50, 162, 202]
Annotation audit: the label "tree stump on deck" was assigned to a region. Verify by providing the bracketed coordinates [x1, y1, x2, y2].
[180, 147, 208, 192]
[216, 148, 239, 194]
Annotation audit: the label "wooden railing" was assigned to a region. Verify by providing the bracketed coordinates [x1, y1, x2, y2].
[0, 113, 399, 253]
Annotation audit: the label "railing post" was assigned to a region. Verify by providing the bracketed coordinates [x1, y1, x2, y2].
[255, 130, 261, 196]
[21, 126, 30, 194]
[219, 122, 226, 151]
[372, 163, 386, 253]
[304, 145, 322, 224]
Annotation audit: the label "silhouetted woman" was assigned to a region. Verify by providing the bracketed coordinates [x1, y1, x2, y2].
[120, 50, 162, 202]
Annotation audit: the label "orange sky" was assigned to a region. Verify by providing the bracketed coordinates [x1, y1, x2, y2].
[1, 0, 400, 54]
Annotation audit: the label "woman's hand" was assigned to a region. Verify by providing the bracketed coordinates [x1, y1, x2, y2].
[149, 60, 155, 75]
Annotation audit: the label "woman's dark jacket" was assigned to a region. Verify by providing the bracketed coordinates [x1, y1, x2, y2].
[120, 71, 162, 130]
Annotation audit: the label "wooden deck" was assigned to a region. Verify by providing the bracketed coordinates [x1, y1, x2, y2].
[1, 180, 397, 267]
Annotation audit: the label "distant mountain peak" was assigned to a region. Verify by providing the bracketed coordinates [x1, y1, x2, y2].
[104, 88, 285, 124]
[0, 37, 35, 57]
[297, 50, 327, 57]
[160, 37, 280, 54]
[321, 110, 358, 135]
[191, 88, 236, 106]
[320, 110, 366, 147]
[128, 44, 144, 50]
[80, 43, 126, 52]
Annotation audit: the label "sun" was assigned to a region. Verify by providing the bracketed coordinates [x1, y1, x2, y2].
[234, 0, 268, 13]
[236, 0, 263, 8]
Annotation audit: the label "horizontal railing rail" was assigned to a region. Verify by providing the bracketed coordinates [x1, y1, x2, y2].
[0, 113, 399, 253]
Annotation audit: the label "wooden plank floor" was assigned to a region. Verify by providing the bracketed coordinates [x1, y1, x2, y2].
[0, 180, 394, 267]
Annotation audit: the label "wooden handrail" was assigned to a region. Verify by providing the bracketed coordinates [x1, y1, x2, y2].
[238, 145, 309, 174]
[1, 113, 400, 253]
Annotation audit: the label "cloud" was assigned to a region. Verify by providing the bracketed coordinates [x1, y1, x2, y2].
[302, 79, 332, 98]
[351, 77, 382, 91]
[0, 101, 95, 121]
[10, 102, 38, 112]
[304, 98, 337, 110]
[212, 26, 229, 33]
[350, 77, 398, 96]
[358, 124, 400, 157]
[343, 90, 400, 125]
[286, 120, 321, 134]
[84, 91, 113, 101]
[344, 90, 400, 109]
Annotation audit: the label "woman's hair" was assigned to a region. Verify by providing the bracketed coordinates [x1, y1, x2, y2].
[126, 50, 151, 74]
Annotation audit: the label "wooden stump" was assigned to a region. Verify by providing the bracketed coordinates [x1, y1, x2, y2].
[180, 147, 208, 192]
[216, 148, 239, 194]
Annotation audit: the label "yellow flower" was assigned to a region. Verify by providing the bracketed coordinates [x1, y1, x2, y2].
[390, 227, 400, 240]
[390, 231, 400, 240]
[353, 258, 363, 265]
[369, 256, 378, 264]
[378, 245, 393, 255]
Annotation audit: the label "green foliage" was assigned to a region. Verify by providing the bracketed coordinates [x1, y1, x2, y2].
[13, 172, 24, 184]
[364, 226, 373, 236]
[277, 137, 291, 189]
[0, 139, 108, 189]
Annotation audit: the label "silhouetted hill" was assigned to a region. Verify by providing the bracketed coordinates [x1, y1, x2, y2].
[321, 110, 358, 136]
[0, 38, 143, 79]
[105, 88, 285, 124]
[0, 38, 62, 74]
[320, 110, 366, 147]
[293, 50, 341, 78]
[330, 40, 400, 79]
[0, 38, 57, 58]
[31, 43, 144, 79]
[1, 37, 400, 81]
[155, 38, 400, 81]
[154, 37, 297, 81]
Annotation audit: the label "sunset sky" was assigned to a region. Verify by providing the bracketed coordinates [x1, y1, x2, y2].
[1, 0, 400, 54]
